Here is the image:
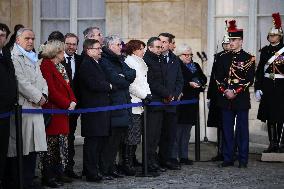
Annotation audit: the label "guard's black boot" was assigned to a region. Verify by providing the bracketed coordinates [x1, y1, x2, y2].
[212, 127, 224, 161]
[121, 145, 136, 176]
[263, 123, 279, 153]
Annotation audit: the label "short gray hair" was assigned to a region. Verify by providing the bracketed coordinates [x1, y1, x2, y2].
[83, 26, 100, 39]
[103, 35, 122, 48]
[41, 40, 64, 59]
[175, 43, 192, 56]
[16, 28, 33, 38]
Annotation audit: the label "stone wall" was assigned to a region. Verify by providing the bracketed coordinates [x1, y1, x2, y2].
[0, 0, 33, 33]
[105, 0, 208, 56]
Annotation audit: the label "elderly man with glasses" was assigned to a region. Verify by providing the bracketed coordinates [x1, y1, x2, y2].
[99, 35, 136, 179]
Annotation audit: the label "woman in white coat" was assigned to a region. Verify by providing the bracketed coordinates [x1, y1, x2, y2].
[120, 40, 152, 175]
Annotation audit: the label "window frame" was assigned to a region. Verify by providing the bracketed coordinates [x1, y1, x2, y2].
[33, 0, 105, 49]
[207, 0, 257, 75]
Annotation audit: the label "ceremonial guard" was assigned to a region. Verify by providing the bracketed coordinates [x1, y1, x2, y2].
[207, 22, 231, 161]
[216, 20, 255, 168]
[255, 13, 284, 153]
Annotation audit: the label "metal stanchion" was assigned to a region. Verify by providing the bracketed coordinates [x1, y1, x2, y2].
[14, 79, 23, 189]
[195, 101, 200, 161]
[142, 105, 148, 175]
[137, 105, 153, 177]
[15, 104, 23, 189]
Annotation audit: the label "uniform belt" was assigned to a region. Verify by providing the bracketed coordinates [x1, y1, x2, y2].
[264, 73, 284, 79]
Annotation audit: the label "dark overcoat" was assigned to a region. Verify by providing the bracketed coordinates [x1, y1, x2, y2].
[207, 51, 226, 128]
[100, 47, 136, 128]
[255, 42, 284, 122]
[0, 48, 17, 114]
[79, 55, 112, 137]
[177, 60, 207, 125]
[144, 50, 183, 113]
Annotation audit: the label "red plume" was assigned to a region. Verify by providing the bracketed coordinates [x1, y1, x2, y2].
[272, 12, 282, 29]
[228, 20, 237, 31]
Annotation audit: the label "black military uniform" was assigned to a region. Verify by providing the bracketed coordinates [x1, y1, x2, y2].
[216, 20, 255, 168]
[255, 13, 284, 153]
[207, 50, 228, 161]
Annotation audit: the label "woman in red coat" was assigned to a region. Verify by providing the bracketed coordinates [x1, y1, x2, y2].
[40, 40, 77, 188]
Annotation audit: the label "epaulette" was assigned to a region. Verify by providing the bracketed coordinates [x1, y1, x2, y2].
[247, 52, 255, 60]
[219, 50, 230, 57]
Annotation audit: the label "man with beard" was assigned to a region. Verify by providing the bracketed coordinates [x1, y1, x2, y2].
[63, 33, 83, 179]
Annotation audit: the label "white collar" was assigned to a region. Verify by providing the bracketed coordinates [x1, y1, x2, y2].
[64, 52, 74, 59]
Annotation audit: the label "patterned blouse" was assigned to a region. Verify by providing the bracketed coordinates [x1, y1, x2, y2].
[55, 62, 69, 84]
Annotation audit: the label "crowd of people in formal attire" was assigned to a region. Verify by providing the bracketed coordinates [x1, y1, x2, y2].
[0, 11, 283, 189]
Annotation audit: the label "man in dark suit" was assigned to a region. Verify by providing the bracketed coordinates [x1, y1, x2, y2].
[144, 35, 183, 173]
[79, 39, 113, 182]
[0, 23, 17, 189]
[157, 33, 184, 170]
[215, 20, 255, 168]
[62, 33, 83, 178]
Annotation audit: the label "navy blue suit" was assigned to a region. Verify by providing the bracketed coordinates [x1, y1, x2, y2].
[215, 49, 255, 165]
[144, 50, 183, 165]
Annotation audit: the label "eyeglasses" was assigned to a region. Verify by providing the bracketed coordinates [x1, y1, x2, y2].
[182, 53, 193, 57]
[88, 47, 102, 50]
[65, 43, 77, 46]
[154, 46, 162, 49]
[183, 54, 193, 57]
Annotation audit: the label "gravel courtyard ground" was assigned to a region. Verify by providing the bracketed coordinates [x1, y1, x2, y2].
[45, 142, 284, 189]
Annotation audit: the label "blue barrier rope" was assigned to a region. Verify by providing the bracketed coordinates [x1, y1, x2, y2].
[0, 99, 198, 118]
[0, 111, 12, 119]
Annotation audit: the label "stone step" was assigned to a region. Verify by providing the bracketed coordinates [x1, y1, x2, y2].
[261, 153, 284, 162]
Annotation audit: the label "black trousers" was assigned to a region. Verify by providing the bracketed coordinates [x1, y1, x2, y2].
[3, 152, 37, 189]
[66, 114, 79, 172]
[146, 110, 177, 165]
[0, 117, 10, 181]
[83, 136, 106, 177]
[158, 112, 177, 162]
[101, 127, 127, 174]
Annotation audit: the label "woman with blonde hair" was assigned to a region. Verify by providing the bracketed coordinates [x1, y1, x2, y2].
[40, 40, 77, 188]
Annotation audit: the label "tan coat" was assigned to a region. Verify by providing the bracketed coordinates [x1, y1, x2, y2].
[7, 45, 48, 157]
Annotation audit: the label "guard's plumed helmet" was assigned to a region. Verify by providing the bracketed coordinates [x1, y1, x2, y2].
[227, 20, 243, 39]
[222, 21, 230, 44]
[268, 12, 283, 36]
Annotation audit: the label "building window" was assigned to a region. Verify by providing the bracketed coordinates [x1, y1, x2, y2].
[257, 0, 284, 53]
[33, 0, 105, 53]
[207, 0, 284, 73]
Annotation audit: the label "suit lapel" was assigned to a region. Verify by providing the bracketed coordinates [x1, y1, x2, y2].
[94, 60, 105, 75]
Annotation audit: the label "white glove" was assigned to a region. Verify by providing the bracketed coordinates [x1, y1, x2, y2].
[255, 90, 263, 102]
[68, 101, 76, 110]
